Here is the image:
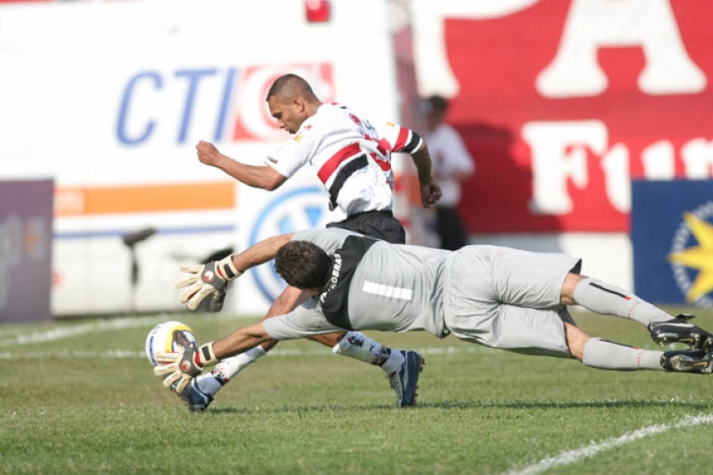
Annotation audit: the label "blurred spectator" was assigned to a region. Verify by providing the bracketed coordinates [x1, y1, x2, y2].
[421, 95, 475, 250]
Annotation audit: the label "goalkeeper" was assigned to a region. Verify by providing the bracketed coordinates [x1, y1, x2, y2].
[157, 228, 713, 406]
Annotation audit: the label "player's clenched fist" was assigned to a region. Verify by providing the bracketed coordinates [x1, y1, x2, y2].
[176, 255, 243, 311]
[195, 140, 223, 167]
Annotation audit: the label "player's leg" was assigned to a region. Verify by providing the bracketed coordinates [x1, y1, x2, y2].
[566, 322, 661, 370]
[325, 211, 422, 406]
[447, 298, 712, 375]
[562, 273, 713, 349]
[566, 322, 713, 373]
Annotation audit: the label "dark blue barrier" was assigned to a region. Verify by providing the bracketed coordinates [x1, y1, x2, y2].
[631, 180, 713, 307]
[0, 179, 54, 323]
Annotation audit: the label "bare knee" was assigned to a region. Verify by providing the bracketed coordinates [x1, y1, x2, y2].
[561, 273, 588, 306]
[564, 322, 591, 361]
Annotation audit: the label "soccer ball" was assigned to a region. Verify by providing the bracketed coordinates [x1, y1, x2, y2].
[145, 321, 197, 367]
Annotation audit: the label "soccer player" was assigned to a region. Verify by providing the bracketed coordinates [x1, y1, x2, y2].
[157, 228, 713, 404]
[183, 74, 442, 410]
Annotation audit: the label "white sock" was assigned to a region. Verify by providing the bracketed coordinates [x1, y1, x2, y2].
[573, 278, 672, 327]
[582, 338, 663, 371]
[212, 346, 267, 384]
[194, 346, 268, 397]
[194, 372, 224, 396]
[332, 331, 404, 374]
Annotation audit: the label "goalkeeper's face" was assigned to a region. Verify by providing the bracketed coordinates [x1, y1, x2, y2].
[268, 96, 309, 134]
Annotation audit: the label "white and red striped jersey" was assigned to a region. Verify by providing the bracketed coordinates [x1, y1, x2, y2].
[265, 102, 422, 223]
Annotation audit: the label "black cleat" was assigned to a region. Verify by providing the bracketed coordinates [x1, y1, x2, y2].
[660, 349, 713, 374]
[649, 314, 713, 350]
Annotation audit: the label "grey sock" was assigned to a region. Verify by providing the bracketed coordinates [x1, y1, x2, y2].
[573, 278, 672, 327]
[582, 338, 663, 371]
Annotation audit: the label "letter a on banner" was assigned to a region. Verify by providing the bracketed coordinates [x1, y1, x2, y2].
[537, 0, 706, 98]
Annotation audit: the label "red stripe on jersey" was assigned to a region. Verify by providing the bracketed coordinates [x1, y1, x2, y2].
[393, 127, 410, 151]
[378, 138, 391, 154]
[317, 142, 362, 183]
[370, 153, 391, 172]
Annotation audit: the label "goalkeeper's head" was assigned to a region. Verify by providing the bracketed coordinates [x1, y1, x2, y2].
[275, 241, 332, 292]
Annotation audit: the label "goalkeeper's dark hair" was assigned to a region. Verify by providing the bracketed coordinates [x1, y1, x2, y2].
[275, 241, 331, 290]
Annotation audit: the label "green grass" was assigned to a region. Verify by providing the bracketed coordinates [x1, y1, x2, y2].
[2, 309, 713, 474]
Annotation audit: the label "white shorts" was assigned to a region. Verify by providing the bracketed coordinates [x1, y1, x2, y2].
[444, 245, 581, 358]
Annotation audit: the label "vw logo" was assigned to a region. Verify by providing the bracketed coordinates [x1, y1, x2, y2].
[249, 186, 329, 302]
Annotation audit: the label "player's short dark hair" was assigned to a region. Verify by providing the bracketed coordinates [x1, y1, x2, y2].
[275, 241, 331, 290]
[427, 95, 449, 113]
[266, 74, 316, 102]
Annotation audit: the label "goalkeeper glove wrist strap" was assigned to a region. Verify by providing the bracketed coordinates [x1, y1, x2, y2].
[199, 342, 219, 367]
[217, 255, 243, 281]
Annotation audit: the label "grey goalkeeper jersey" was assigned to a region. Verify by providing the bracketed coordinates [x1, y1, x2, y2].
[263, 228, 451, 340]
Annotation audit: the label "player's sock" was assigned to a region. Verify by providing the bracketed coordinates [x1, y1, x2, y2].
[332, 331, 405, 374]
[194, 372, 224, 396]
[582, 338, 663, 371]
[209, 346, 267, 386]
[573, 278, 672, 327]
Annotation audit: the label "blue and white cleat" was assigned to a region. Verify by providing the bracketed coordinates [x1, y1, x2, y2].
[387, 350, 424, 408]
[178, 379, 214, 412]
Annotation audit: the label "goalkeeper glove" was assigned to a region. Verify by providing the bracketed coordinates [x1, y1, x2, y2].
[153, 341, 218, 394]
[176, 255, 243, 311]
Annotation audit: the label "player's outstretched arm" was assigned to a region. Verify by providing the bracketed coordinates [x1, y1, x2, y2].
[153, 323, 273, 393]
[410, 143, 443, 208]
[213, 322, 274, 360]
[195, 140, 287, 191]
[176, 233, 295, 311]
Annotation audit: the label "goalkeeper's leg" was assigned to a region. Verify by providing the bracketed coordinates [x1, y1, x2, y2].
[570, 276, 713, 349]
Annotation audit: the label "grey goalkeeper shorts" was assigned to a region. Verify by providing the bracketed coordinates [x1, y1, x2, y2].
[443, 245, 582, 358]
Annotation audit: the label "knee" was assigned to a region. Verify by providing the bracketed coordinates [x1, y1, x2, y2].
[564, 322, 591, 361]
[561, 273, 589, 306]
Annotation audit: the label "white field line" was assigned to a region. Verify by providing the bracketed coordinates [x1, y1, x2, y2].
[0, 345, 495, 360]
[0, 314, 255, 349]
[0, 317, 162, 349]
[504, 413, 713, 475]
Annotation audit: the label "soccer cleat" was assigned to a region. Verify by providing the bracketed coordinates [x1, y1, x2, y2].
[177, 379, 214, 412]
[386, 350, 424, 408]
[649, 314, 713, 350]
[660, 349, 713, 374]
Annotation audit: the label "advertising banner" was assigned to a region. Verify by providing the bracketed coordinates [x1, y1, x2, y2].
[0, 180, 54, 323]
[631, 180, 713, 307]
[412, 0, 713, 232]
[0, 0, 407, 314]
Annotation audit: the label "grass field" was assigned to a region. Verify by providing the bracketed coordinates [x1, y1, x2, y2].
[2, 308, 713, 474]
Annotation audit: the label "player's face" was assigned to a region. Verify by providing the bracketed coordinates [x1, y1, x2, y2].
[268, 96, 307, 134]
